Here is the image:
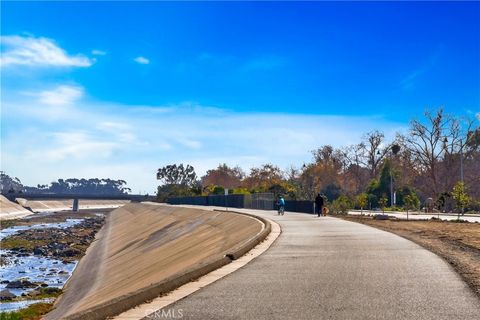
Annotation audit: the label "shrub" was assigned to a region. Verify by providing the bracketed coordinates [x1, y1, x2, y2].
[330, 195, 352, 214]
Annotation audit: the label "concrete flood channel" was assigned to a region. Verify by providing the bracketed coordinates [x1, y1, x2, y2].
[0, 216, 101, 312]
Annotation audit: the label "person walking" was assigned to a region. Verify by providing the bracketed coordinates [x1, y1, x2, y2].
[315, 193, 324, 217]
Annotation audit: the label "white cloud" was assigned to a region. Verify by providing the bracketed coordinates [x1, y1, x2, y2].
[0, 35, 93, 67]
[134, 56, 150, 64]
[2, 86, 405, 193]
[36, 85, 84, 105]
[92, 49, 106, 56]
[42, 132, 118, 161]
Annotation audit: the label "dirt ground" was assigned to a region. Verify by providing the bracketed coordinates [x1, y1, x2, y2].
[340, 215, 480, 298]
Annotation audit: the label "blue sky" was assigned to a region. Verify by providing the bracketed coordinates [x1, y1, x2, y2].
[1, 1, 479, 193]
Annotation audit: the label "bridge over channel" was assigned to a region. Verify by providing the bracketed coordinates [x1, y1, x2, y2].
[2, 192, 156, 211]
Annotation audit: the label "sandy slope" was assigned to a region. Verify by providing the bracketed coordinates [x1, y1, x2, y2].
[0, 195, 32, 220]
[45, 203, 262, 319]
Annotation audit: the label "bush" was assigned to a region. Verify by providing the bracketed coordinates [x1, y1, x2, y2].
[330, 195, 352, 214]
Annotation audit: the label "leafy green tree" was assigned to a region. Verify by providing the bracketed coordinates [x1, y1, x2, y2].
[232, 187, 250, 195]
[379, 195, 388, 214]
[157, 184, 199, 202]
[156, 164, 199, 201]
[212, 185, 225, 195]
[403, 193, 420, 220]
[395, 186, 417, 207]
[268, 181, 297, 199]
[157, 164, 197, 186]
[452, 181, 470, 218]
[0, 172, 24, 193]
[356, 193, 368, 214]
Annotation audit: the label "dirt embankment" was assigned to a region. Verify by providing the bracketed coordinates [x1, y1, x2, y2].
[340, 215, 480, 298]
[45, 204, 263, 320]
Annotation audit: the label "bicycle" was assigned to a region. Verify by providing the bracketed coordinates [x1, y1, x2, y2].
[278, 206, 285, 215]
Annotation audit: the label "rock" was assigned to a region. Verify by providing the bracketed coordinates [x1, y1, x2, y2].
[6, 279, 37, 289]
[0, 289, 16, 301]
[58, 248, 81, 257]
[34, 247, 46, 255]
[27, 290, 41, 297]
[0, 280, 10, 284]
[41, 287, 62, 295]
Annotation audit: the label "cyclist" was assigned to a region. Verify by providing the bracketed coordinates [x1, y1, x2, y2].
[277, 195, 286, 215]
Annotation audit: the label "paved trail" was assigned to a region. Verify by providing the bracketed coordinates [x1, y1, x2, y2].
[147, 209, 480, 320]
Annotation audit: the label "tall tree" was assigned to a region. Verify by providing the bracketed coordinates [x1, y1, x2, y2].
[242, 164, 283, 192]
[156, 164, 197, 187]
[404, 108, 451, 197]
[201, 164, 244, 189]
[356, 130, 391, 179]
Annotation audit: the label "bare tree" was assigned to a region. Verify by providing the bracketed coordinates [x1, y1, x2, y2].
[356, 130, 391, 179]
[404, 108, 451, 197]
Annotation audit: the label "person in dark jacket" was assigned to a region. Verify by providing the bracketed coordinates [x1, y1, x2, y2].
[315, 193, 324, 217]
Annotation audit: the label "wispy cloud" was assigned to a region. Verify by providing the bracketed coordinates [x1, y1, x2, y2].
[91, 49, 107, 56]
[401, 50, 440, 90]
[42, 132, 119, 161]
[35, 85, 84, 106]
[134, 56, 150, 64]
[2, 85, 404, 193]
[0, 35, 93, 67]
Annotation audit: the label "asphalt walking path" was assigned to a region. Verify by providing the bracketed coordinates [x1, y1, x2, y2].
[147, 209, 480, 320]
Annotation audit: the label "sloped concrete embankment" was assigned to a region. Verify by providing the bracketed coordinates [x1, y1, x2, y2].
[16, 198, 129, 213]
[0, 195, 33, 220]
[45, 203, 270, 320]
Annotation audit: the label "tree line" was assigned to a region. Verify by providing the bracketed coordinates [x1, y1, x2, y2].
[157, 108, 479, 213]
[0, 173, 131, 195]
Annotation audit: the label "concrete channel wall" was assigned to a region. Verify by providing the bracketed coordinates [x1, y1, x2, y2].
[46, 203, 270, 320]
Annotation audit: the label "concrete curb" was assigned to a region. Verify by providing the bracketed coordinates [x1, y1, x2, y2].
[214, 209, 272, 260]
[62, 209, 271, 320]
